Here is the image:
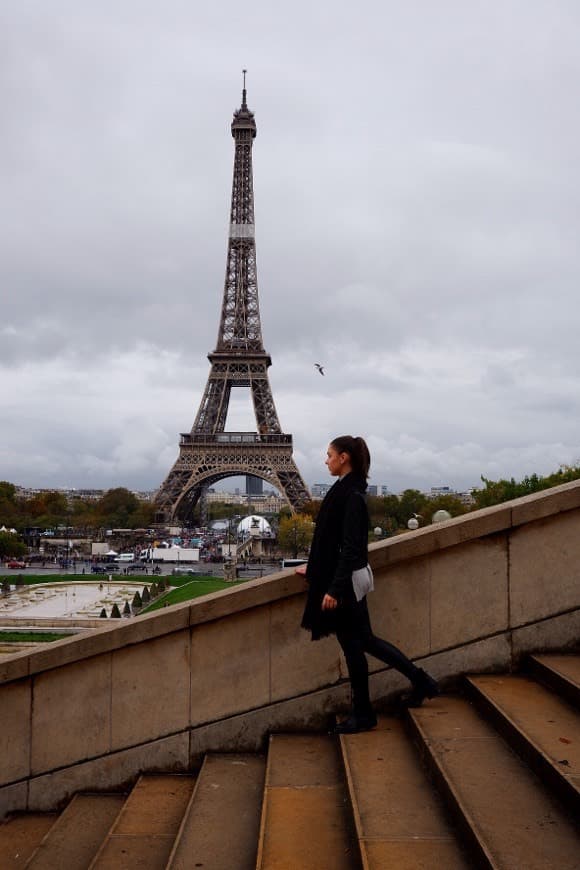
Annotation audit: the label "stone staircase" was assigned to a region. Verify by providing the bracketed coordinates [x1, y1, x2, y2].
[236, 538, 254, 560]
[1, 654, 578, 869]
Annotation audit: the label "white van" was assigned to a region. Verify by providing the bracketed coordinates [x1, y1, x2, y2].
[115, 553, 135, 563]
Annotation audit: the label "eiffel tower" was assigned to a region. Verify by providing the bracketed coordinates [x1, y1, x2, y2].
[154, 76, 310, 523]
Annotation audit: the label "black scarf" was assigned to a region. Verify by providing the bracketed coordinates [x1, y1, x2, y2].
[301, 472, 367, 640]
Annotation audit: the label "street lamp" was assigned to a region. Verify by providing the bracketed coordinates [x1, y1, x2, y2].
[292, 520, 299, 559]
[407, 513, 422, 531]
[432, 509, 452, 524]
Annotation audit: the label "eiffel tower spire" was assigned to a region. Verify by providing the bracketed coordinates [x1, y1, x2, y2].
[217, 70, 261, 352]
[193, 74, 280, 435]
[155, 79, 310, 522]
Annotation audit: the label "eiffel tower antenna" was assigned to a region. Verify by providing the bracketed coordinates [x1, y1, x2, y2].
[155, 81, 310, 523]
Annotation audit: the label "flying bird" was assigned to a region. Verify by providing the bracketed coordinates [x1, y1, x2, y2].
[314, 363, 325, 376]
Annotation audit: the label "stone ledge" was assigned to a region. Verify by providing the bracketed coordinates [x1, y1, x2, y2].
[0, 573, 306, 684]
[510, 479, 580, 526]
[1, 478, 580, 686]
[369, 503, 512, 568]
[0, 603, 191, 682]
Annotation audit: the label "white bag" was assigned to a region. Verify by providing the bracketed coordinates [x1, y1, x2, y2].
[352, 564, 374, 602]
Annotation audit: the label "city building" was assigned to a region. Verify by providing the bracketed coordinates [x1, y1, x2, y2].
[311, 483, 332, 499]
[204, 490, 285, 513]
[428, 486, 454, 498]
[246, 475, 264, 496]
[14, 486, 155, 503]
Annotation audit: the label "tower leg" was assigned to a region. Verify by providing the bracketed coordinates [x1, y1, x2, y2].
[199, 486, 208, 527]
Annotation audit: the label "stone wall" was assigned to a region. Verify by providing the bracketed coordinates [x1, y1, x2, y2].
[1, 481, 579, 818]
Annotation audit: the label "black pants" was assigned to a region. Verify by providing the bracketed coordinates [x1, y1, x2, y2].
[335, 594, 421, 716]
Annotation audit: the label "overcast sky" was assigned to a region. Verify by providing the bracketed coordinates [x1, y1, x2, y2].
[2, 0, 580, 496]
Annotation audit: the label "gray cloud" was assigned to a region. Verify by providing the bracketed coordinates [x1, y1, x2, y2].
[2, 0, 580, 494]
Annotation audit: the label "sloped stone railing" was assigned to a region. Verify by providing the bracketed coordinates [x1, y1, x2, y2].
[2, 481, 580, 817]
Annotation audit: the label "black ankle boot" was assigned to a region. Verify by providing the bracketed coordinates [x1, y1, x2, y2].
[404, 669, 439, 708]
[333, 712, 377, 734]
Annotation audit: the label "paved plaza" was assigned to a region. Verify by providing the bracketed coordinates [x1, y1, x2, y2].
[0, 581, 148, 620]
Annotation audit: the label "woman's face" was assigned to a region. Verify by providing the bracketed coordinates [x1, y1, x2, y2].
[325, 444, 351, 476]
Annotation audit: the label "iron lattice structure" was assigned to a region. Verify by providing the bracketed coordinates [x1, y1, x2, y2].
[155, 82, 310, 523]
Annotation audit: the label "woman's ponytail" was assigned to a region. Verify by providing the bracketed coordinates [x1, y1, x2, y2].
[354, 436, 371, 479]
[330, 435, 371, 479]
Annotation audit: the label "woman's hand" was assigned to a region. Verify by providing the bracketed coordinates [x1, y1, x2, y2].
[295, 564, 307, 576]
[322, 593, 338, 610]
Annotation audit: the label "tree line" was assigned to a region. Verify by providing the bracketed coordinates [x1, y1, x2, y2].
[0, 482, 154, 535]
[2, 463, 580, 559]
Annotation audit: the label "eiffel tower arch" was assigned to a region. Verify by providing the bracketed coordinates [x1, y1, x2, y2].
[155, 77, 310, 523]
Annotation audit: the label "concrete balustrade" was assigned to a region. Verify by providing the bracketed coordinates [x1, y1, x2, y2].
[2, 481, 580, 818]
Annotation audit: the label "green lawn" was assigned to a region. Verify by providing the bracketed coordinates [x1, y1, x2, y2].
[159, 574, 219, 587]
[0, 631, 71, 643]
[2, 573, 223, 586]
[140, 578, 244, 613]
[2, 574, 126, 585]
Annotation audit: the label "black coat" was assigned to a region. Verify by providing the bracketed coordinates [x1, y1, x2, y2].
[301, 472, 369, 640]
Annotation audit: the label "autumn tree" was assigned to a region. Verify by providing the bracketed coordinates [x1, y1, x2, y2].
[398, 489, 428, 526]
[299, 500, 321, 521]
[471, 465, 580, 509]
[70, 497, 99, 529]
[93, 488, 153, 529]
[0, 482, 16, 500]
[26, 491, 69, 528]
[277, 514, 315, 558]
[0, 481, 21, 529]
[0, 532, 27, 558]
[367, 494, 401, 533]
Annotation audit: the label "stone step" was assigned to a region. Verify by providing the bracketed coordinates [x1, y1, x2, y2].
[409, 696, 580, 869]
[340, 716, 469, 869]
[25, 794, 125, 869]
[466, 673, 580, 816]
[166, 754, 265, 870]
[88, 774, 194, 870]
[0, 814, 56, 868]
[527, 653, 580, 710]
[256, 733, 356, 870]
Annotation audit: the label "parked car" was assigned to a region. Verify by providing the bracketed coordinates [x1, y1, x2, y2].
[6, 560, 27, 569]
[126, 563, 148, 574]
[92, 563, 119, 574]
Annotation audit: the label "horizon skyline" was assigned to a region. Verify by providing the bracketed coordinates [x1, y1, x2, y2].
[7, 473, 497, 498]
